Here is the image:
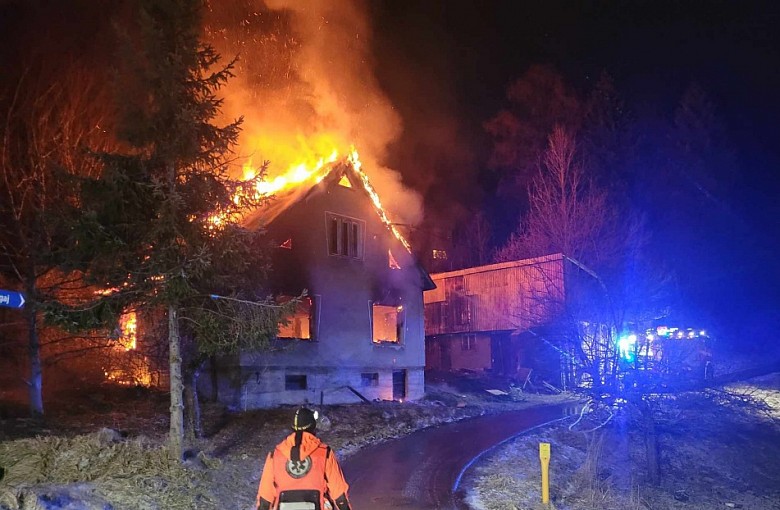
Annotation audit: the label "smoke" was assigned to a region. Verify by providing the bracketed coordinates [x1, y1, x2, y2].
[205, 0, 423, 225]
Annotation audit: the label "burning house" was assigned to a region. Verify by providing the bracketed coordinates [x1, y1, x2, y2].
[424, 254, 568, 384]
[201, 153, 435, 409]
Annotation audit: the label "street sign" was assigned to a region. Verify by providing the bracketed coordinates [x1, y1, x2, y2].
[0, 289, 25, 309]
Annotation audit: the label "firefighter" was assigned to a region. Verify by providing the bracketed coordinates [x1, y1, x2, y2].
[256, 407, 352, 510]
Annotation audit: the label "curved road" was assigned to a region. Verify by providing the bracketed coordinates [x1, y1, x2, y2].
[342, 404, 576, 510]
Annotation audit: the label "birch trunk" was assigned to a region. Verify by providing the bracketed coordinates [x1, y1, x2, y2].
[168, 304, 184, 460]
[25, 304, 44, 418]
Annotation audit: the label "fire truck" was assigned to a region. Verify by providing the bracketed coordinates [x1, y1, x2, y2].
[617, 326, 714, 382]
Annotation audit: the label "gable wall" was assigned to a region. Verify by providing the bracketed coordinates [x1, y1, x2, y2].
[212, 180, 426, 408]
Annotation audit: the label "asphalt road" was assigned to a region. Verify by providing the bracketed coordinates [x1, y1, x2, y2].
[342, 404, 577, 510]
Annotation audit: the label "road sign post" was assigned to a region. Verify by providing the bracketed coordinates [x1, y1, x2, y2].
[0, 289, 26, 309]
[540, 442, 551, 508]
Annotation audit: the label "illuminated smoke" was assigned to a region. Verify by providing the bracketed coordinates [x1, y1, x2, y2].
[205, 0, 423, 226]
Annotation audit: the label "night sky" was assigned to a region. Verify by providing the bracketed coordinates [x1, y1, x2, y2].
[371, 1, 780, 217]
[2, 0, 780, 345]
[368, 1, 780, 342]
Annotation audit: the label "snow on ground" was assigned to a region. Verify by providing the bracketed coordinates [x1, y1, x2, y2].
[463, 374, 780, 510]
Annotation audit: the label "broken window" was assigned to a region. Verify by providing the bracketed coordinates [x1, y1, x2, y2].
[326, 213, 363, 259]
[277, 296, 314, 340]
[372, 302, 405, 344]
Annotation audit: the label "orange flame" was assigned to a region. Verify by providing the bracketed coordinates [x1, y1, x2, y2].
[348, 148, 412, 253]
[117, 311, 137, 351]
[216, 145, 413, 252]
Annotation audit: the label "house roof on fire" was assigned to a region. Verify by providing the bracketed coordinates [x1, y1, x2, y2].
[242, 160, 436, 290]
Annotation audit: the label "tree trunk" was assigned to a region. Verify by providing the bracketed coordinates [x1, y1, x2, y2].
[168, 304, 184, 461]
[25, 306, 44, 419]
[639, 399, 660, 485]
[183, 359, 204, 440]
[209, 355, 219, 402]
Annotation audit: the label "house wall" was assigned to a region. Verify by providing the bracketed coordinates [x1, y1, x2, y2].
[426, 333, 492, 372]
[209, 174, 427, 409]
[423, 255, 567, 379]
[424, 255, 565, 336]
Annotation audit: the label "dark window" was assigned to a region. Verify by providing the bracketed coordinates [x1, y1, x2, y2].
[326, 214, 364, 259]
[461, 334, 476, 351]
[361, 372, 379, 387]
[328, 217, 339, 255]
[285, 374, 307, 390]
[350, 223, 359, 257]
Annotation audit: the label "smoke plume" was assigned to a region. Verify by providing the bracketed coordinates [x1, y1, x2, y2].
[205, 0, 423, 225]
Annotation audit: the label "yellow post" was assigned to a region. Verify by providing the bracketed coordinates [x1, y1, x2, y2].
[539, 442, 551, 508]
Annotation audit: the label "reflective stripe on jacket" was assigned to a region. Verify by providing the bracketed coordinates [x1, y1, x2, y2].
[256, 431, 350, 510]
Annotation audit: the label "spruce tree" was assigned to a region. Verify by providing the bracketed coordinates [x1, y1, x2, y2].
[56, 0, 290, 459]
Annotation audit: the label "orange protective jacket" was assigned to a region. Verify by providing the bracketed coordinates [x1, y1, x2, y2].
[256, 431, 351, 510]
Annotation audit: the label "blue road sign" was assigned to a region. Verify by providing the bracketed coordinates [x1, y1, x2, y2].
[0, 289, 25, 309]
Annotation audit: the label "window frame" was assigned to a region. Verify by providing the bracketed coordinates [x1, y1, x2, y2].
[285, 374, 307, 391]
[276, 295, 316, 341]
[325, 212, 365, 259]
[370, 299, 406, 345]
[360, 372, 379, 387]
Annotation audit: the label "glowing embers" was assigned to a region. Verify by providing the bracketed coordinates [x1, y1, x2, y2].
[277, 296, 314, 340]
[103, 356, 153, 387]
[372, 302, 405, 344]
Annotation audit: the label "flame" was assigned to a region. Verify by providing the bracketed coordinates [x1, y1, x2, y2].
[243, 148, 339, 196]
[213, 145, 413, 253]
[348, 149, 412, 253]
[117, 311, 137, 351]
[103, 310, 154, 387]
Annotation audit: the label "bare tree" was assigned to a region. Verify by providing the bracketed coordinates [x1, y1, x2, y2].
[451, 210, 493, 269]
[0, 64, 113, 417]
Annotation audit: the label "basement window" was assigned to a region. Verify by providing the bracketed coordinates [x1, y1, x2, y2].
[277, 296, 314, 340]
[285, 374, 307, 391]
[361, 372, 379, 387]
[372, 302, 405, 344]
[327, 213, 364, 259]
